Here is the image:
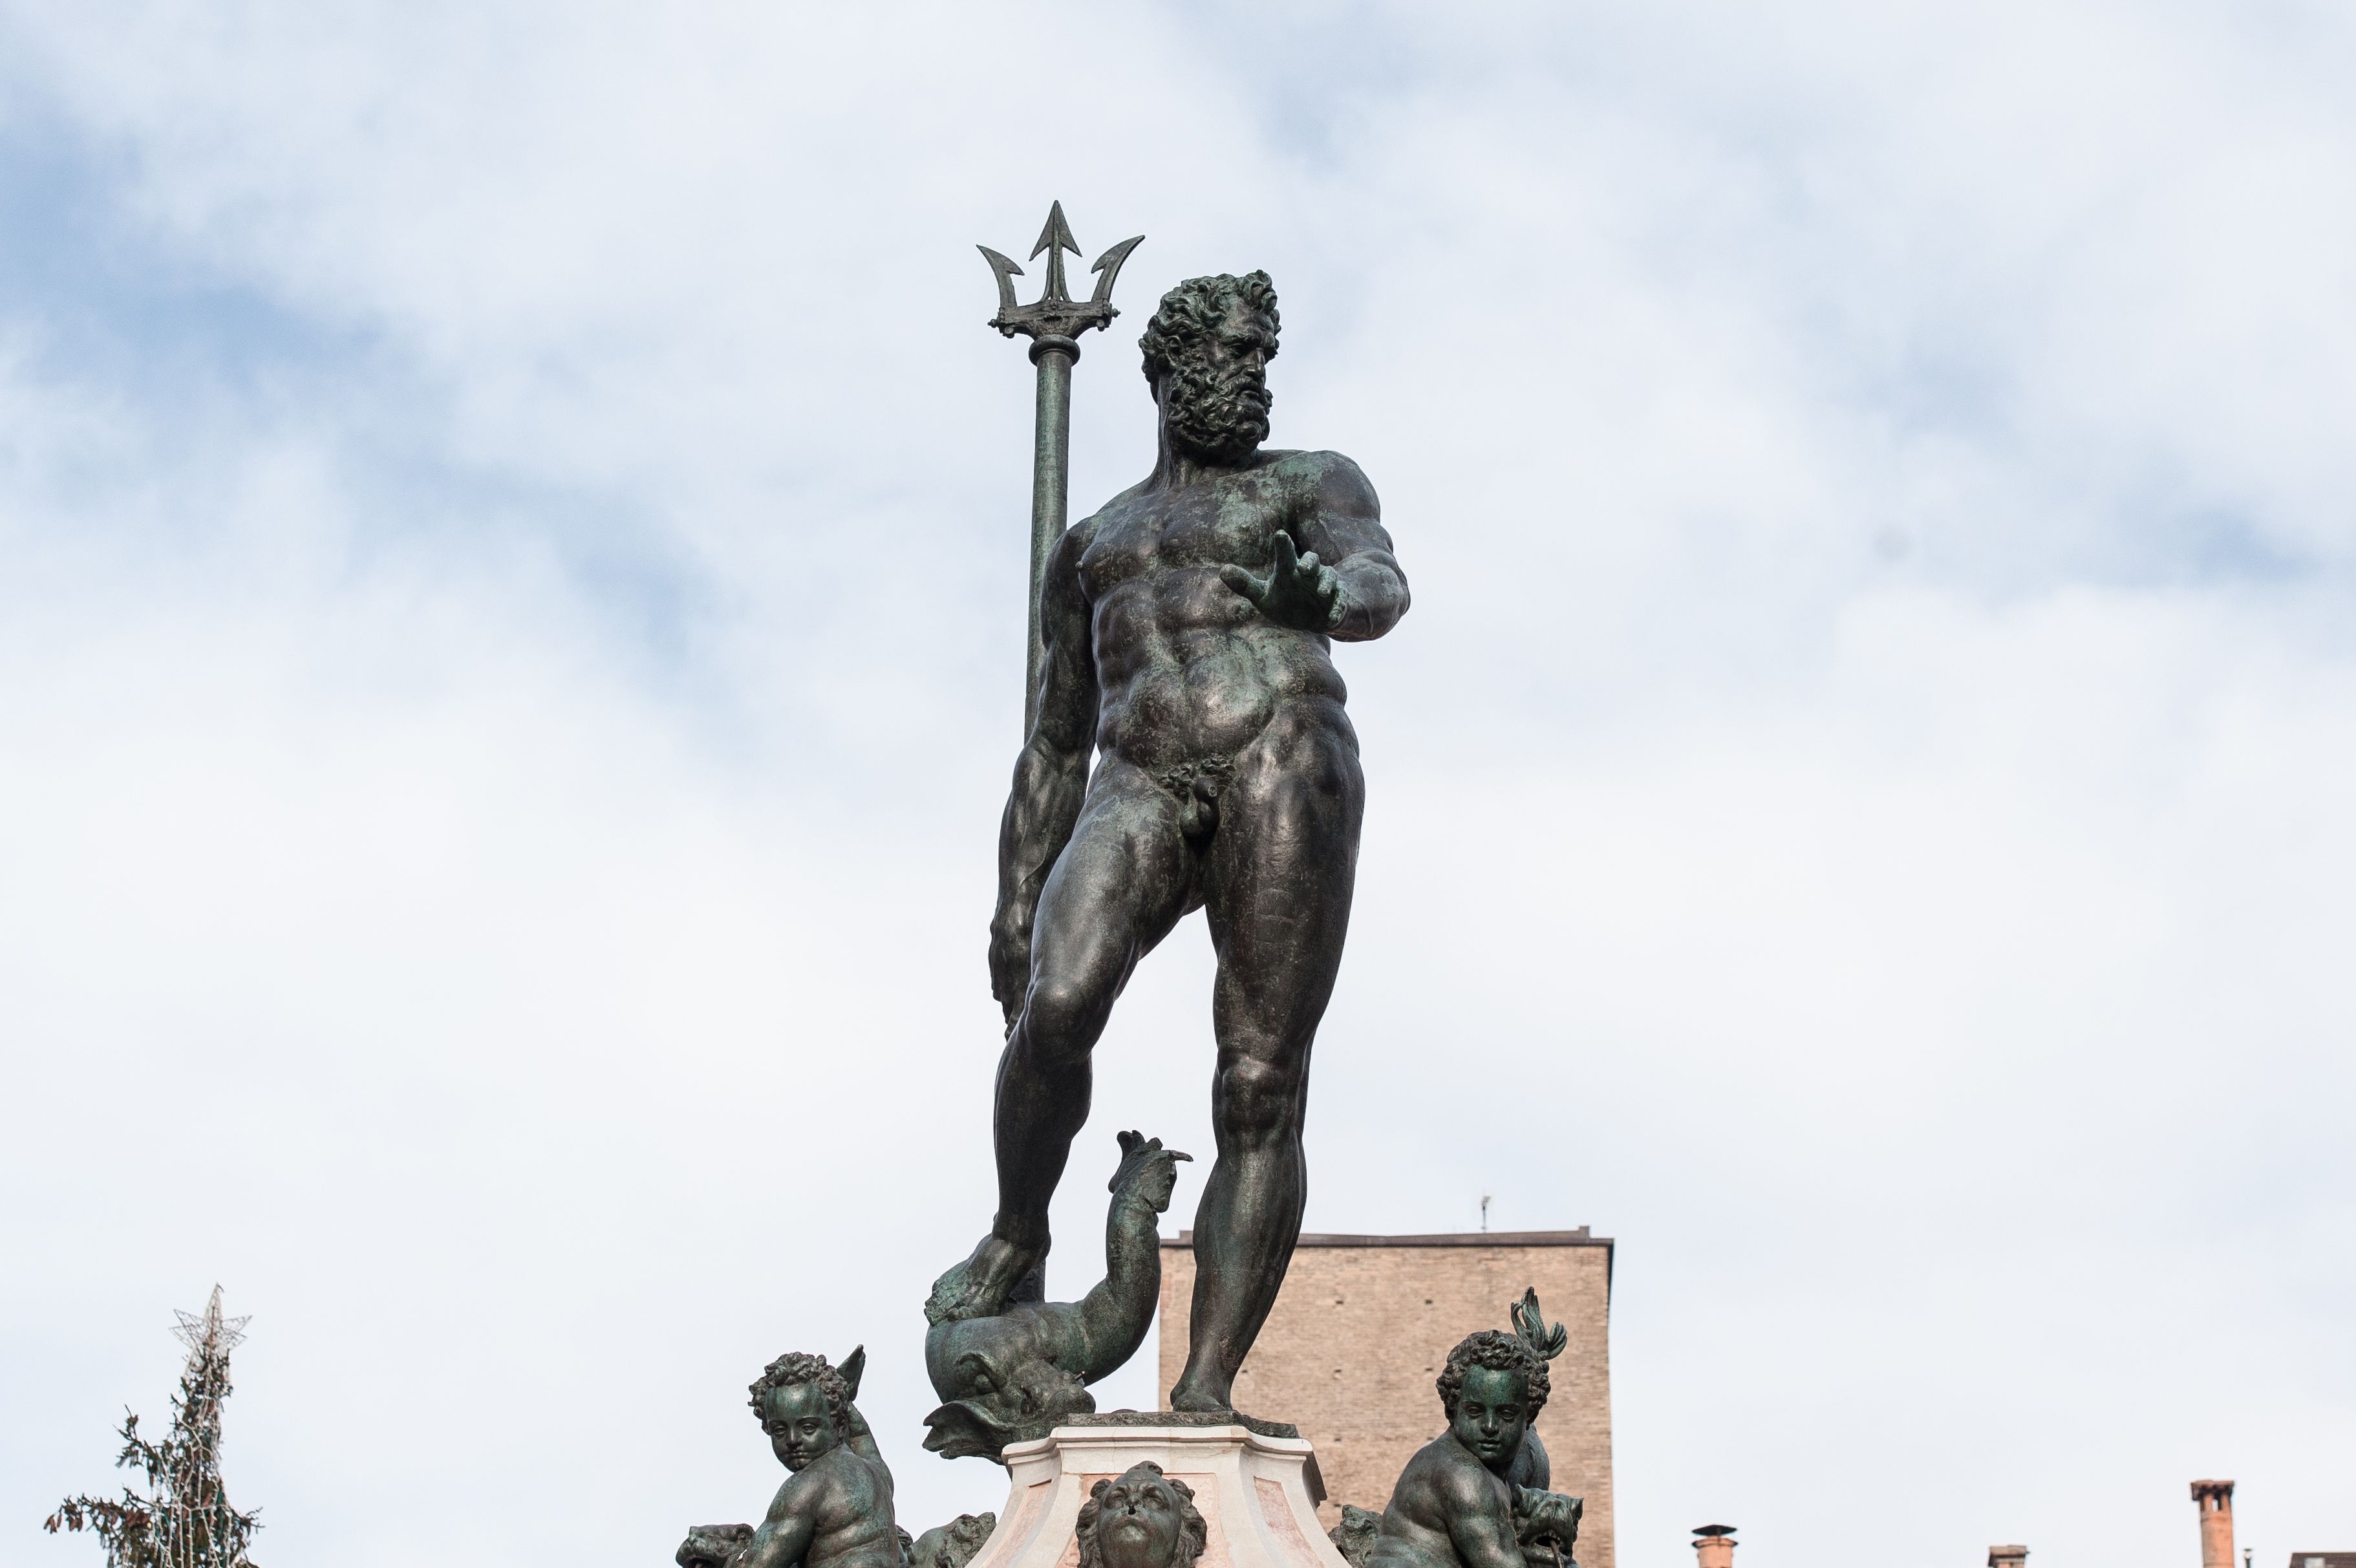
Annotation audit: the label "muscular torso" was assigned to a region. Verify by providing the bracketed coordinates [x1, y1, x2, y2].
[1075, 450, 1356, 771]
[986, 439, 1403, 1026]
[752, 1448, 899, 1568]
[1367, 1437, 1519, 1568]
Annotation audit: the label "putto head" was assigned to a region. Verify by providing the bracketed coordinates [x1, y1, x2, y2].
[748, 1351, 851, 1470]
[1139, 272, 1281, 465]
[1437, 1329, 1548, 1474]
[1076, 1462, 1208, 1568]
[748, 1350, 850, 1421]
[1437, 1329, 1551, 1419]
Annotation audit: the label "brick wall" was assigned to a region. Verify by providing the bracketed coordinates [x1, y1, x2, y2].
[1155, 1232, 1614, 1568]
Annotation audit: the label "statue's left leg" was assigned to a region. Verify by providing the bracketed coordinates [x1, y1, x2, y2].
[1170, 713, 1365, 1412]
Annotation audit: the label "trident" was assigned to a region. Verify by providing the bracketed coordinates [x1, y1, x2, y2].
[978, 202, 1144, 734]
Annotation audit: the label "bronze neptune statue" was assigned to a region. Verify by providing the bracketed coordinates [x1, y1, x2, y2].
[933, 261, 1411, 1415]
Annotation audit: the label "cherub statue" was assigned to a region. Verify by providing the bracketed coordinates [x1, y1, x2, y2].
[1333, 1292, 1577, 1568]
[921, 1132, 1190, 1462]
[1358, 1331, 1583, 1568]
[1075, 1463, 1209, 1568]
[675, 1348, 903, 1568]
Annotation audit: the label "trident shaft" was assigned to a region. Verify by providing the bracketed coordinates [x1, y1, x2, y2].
[979, 202, 1144, 735]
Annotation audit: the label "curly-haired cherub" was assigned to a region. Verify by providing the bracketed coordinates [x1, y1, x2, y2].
[676, 1348, 902, 1568]
[1359, 1331, 1583, 1568]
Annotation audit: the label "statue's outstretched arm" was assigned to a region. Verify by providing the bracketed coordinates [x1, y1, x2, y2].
[1303, 455, 1409, 643]
[1071, 1132, 1188, 1380]
[840, 1399, 886, 1470]
[989, 522, 1098, 1027]
[830, 1346, 888, 1470]
[1217, 456, 1407, 641]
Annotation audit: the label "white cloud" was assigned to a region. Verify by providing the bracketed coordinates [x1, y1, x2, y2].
[3, 3, 2351, 1567]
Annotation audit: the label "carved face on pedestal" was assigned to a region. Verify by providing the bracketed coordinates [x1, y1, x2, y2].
[761, 1381, 843, 1472]
[1075, 1463, 1208, 1568]
[1448, 1366, 1532, 1476]
[1094, 1473, 1181, 1568]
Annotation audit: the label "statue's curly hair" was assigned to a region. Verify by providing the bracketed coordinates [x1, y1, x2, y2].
[1139, 272, 1280, 389]
[1436, 1329, 1550, 1419]
[1076, 1463, 1208, 1568]
[747, 1351, 850, 1426]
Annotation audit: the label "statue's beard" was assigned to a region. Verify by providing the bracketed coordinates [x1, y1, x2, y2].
[1162, 360, 1270, 465]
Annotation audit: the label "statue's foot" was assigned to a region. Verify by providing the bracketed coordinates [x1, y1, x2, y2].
[925, 1234, 1043, 1325]
[1166, 1377, 1234, 1415]
[1166, 1382, 1301, 1439]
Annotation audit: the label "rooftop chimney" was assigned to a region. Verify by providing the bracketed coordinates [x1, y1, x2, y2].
[1694, 1526, 1737, 1568]
[2192, 1481, 2236, 1568]
[1989, 1547, 2029, 1568]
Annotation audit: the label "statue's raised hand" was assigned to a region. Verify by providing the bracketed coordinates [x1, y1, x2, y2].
[1220, 531, 1344, 631]
[1109, 1130, 1192, 1212]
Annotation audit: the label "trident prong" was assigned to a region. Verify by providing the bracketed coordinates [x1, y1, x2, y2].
[977, 203, 1144, 736]
[1089, 235, 1145, 306]
[1030, 200, 1080, 303]
[977, 246, 1025, 316]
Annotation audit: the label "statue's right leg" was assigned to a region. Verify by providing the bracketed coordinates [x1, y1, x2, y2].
[957, 766, 1191, 1313]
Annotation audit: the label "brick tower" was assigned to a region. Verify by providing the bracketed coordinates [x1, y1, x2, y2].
[1694, 1525, 1737, 1568]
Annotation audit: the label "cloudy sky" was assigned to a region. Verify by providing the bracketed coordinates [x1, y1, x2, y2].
[4, 3, 2351, 1566]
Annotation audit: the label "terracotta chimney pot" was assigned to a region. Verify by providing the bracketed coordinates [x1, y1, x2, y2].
[2191, 1481, 2236, 1568]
